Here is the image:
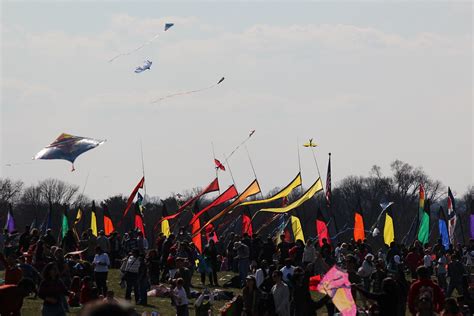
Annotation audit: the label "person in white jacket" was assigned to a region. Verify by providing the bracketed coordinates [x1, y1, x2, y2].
[302, 240, 317, 266]
[271, 270, 290, 316]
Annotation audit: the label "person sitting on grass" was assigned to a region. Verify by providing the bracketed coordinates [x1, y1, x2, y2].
[0, 278, 36, 316]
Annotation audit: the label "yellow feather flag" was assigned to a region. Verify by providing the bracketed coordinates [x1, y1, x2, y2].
[291, 216, 305, 243]
[259, 178, 323, 214]
[91, 201, 98, 236]
[239, 173, 302, 207]
[161, 219, 170, 237]
[74, 208, 82, 226]
[383, 205, 395, 245]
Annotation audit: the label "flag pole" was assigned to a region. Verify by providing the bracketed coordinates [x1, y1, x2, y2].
[224, 154, 237, 191]
[140, 140, 147, 203]
[245, 145, 263, 199]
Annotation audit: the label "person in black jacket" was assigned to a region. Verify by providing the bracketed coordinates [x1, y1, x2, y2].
[353, 277, 399, 316]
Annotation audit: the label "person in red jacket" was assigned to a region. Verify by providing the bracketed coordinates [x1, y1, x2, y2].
[405, 247, 422, 279]
[408, 266, 445, 315]
[79, 276, 98, 305]
[0, 278, 36, 315]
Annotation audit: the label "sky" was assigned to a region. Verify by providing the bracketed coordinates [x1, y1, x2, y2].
[1, 1, 472, 201]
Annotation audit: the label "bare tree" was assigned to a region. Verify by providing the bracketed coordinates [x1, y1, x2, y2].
[0, 178, 24, 204]
[38, 178, 79, 205]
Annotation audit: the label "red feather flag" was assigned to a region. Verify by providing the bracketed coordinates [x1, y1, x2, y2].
[134, 203, 146, 237]
[189, 185, 238, 225]
[158, 178, 219, 224]
[316, 209, 330, 247]
[214, 159, 226, 171]
[123, 177, 144, 218]
[242, 207, 253, 237]
[354, 201, 365, 242]
[192, 218, 202, 253]
[102, 204, 114, 236]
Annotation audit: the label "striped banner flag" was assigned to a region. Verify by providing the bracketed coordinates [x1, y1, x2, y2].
[447, 187, 457, 245]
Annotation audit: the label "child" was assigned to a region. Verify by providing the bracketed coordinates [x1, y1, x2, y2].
[68, 276, 81, 307]
[103, 290, 120, 304]
[80, 276, 98, 305]
[172, 278, 189, 316]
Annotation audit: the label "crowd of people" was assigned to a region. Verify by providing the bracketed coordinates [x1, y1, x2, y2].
[0, 224, 473, 316]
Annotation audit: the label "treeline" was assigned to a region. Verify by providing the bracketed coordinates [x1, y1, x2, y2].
[1, 160, 472, 249]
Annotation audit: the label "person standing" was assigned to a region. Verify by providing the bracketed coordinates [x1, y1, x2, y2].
[447, 254, 466, 297]
[121, 250, 141, 303]
[271, 270, 290, 316]
[234, 241, 250, 287]
[92, 246, 110, 297]
[242, 275, 261, 316]
[436, 251, 448, 294]
[38, 263, 69, 316]
[96, 231, 110, 254]
[408, 266, 445, 315]
[204, 240, 219, 287]
[172, 278, 189, 316]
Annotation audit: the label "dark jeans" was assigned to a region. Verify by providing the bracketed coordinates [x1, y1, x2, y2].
[437, 273, 447, 293]
[138, 278, 149, 305]
[94, 271, 108, 296]
[238, 258, 250, 286]
[42, 303, 66, 316]
[125, 272, 139, 303]
[176, 304, 189, 316]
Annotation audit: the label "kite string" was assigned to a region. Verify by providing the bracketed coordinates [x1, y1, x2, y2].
[109, 31, 165, 63]
[152, 84, 218, 103]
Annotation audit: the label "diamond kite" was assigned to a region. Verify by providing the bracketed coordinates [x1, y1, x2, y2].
[34, 133, 105, 171]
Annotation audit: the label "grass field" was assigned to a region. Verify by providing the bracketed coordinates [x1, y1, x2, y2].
[2, 269, 241, 316]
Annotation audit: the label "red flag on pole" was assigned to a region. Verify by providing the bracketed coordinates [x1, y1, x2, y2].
[122, 177, 144, 218]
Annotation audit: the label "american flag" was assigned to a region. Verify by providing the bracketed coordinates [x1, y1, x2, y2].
[447, 187, 457, 245]
[325, 153, 331, 208]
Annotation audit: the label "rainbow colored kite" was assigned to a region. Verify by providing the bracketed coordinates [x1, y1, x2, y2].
[317, 266, 356, 316]
[34, 133, 105, 171]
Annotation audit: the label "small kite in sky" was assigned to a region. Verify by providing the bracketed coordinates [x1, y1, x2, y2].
[152, 76, 225, 104]
[108, 22, 174, 63]
[214, 159, 226, 171]
[34, 133, 105, 171]
[249, 130, 255, 138]
[303, 138, 317, 148]
[135, 60, 152, 73]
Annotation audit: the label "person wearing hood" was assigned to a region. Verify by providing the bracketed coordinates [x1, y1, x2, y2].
[358, 253, 375, 291]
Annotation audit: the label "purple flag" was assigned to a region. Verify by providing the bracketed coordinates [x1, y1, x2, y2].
[5, 206, 16, 233]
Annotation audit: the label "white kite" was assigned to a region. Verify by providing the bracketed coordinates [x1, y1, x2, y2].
[135, 60, 152, 73]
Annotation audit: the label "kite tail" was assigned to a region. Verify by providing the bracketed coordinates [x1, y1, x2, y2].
[152, 84, 218, 103]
